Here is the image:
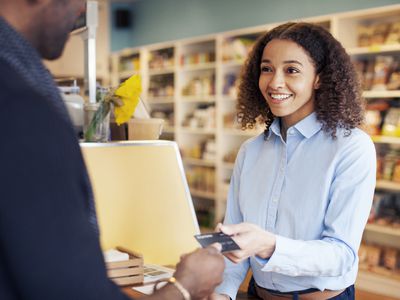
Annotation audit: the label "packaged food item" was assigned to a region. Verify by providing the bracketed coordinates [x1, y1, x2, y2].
[372, 56, 394, 91]
[358, 24, 373, 47]
[363, 60, 376, 90]
[358, 243, 368, 265]
[382, 248, 399, 270]
[371, 23, 391, 45]
[353, 59, 367, 87]
[364, 110, 382, 135]
[382, 108, 400, 137]
[383, 149, 398, 180]
[385, 21, 400, 45]
[392, 159, 400, 182]
[367, 245, 382, 267]
[387, 61, 400, 91]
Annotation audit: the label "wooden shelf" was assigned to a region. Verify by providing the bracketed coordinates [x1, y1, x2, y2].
[180, 127, 215, 135]
[363, 90, 400, 98]
[376, 180, 400, 191]
[371, 136, 400, 145]
[220, 95, 237, 102]
[347, 43, 400, 55]
[181, 95, 216, 103]
[181, 62, 216, 71]
[365, 223, 400, 237]
[223, 128, 262, 136]
[190, 189, 216, 200]
[148, 67, 175, 76]
[183, 157, 216, 167]
[356, 269, 400, 299]
[220, 60, 244, 67]
[147, 96, 174, 104]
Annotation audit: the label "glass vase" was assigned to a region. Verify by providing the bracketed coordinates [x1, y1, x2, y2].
[84, 102, 111, 142]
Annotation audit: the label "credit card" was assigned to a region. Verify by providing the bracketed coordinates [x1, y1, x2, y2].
[194, 232, 241, 252]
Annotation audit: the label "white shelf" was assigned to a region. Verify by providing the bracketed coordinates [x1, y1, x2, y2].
[183, 157, 216, 167]
[356, 270, 400, 299]
[223, 128, 262, 136]
[181, 62, 216, 71]
[147, 96, 174, 104]
[180, 127, 215, 135]
[347, 43, 400, 55]
[371, 136, 400, 145]
[365, 223, 400, 237]
[181, 95, 216, 103]
[375, 180, 400, 191]
[148, 67, 175, 76]
[220, 95, 237, 102]
[220, 60, 244, 67]
[363, 90, 400, 98]
[190, 189, 216, 200]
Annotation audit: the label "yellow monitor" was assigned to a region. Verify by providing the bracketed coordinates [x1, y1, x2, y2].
[80, 141, 200, 265]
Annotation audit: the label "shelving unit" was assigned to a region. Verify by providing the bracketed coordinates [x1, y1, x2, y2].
[111, 4, 400, 297]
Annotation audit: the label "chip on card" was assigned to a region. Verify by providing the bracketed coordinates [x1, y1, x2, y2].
[194, 232, 241, 252]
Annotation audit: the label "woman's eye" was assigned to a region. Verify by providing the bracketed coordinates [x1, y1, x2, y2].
[261, 66, 272, 72]
[286, 67, 299, 74]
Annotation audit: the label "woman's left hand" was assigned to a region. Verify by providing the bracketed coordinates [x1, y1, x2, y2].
[216, 223, 276, 263]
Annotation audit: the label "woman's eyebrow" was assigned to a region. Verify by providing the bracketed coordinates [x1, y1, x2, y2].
[260, 59, 303, 66]
[283, 60, 303, 66]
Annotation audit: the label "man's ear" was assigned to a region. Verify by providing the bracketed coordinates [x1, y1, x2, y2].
[314, 74, 321, 90]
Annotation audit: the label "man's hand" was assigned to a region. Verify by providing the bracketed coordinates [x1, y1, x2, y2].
[173, 245, 225, 299]
[216, 223, 276, 263]
[207, 292, 230, 300]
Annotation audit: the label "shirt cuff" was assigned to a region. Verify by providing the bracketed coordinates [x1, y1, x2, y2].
[215, 281, 239, 300]
[260, 235, 295, 274]
[253, 255, 269, 267]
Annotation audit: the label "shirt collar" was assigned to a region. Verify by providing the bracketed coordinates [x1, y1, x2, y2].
[267, 112, 322, 140]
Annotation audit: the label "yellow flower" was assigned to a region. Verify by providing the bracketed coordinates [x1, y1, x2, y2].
[114, 74, 142, 125]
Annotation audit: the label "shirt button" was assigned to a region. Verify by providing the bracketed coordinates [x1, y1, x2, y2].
[274, 267, 281, 272]
[272, 197, 278, 202]
[288, 129, 295, 135]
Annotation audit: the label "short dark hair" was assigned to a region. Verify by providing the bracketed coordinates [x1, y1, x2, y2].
[237, 22, 363, 138]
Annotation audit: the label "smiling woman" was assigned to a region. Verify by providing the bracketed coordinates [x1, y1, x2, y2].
[212, 22, 376, 300]
[258, 39, 320, 137]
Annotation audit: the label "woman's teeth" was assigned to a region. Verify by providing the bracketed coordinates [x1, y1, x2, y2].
[269, 93, 292, 100]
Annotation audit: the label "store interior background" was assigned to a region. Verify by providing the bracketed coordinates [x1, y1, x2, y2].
[111, 0, 400, 50]
[47, 0, 400, 299]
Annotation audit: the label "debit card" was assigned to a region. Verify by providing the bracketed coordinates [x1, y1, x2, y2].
[194, 232, 241, 252]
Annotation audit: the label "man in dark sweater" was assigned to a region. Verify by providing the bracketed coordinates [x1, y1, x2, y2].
[0, 1, 224, 299]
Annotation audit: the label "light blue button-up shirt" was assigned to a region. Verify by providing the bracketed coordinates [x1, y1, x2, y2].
[215, 113, 376, 300]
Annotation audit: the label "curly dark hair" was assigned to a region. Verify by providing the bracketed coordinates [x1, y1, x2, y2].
[237, 22, 364, 138]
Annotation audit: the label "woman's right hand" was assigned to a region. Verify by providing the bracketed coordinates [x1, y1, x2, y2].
[216, 222, 276, 263]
